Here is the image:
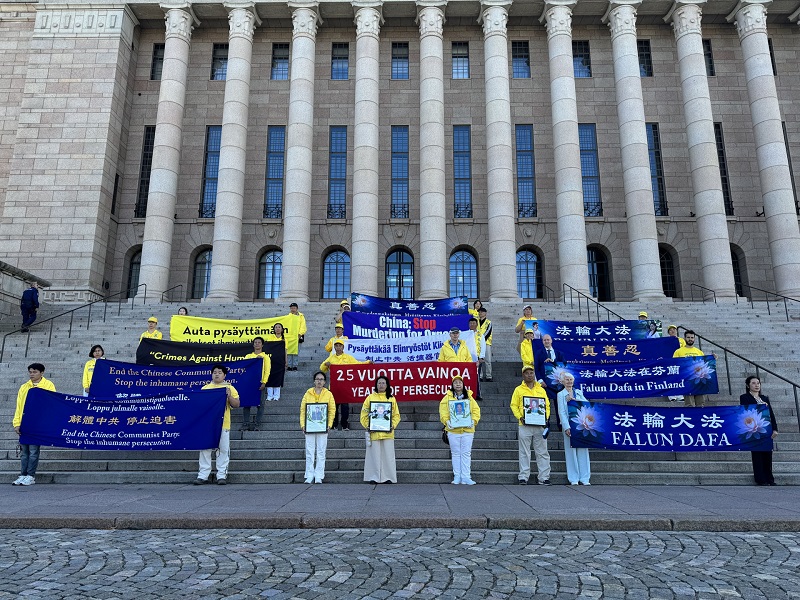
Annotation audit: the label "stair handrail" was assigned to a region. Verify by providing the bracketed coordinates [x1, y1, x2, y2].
[562, 284, 625, 322]
[677, 325, 800, 431]
[160, 284, 184, 303]
[689, 283, 717, 304]
[736, 283, 799, 321]
[542, 284, 558, 303]
[0, 284, 147, 363]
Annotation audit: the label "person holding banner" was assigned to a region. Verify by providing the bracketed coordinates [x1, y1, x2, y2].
[300, 371, 337, 483]
[325, 324, 348, 355]
[667, 325, 685, 348]
[438, 327, 472, 362]
[511, 366, 551, 485]
[286, 303, 307, 371]
[517, 329, 535, 373]
[334, 300, 350, 325]
[740, 376, 779, 486]
[557, 373, 591, 485]
[82, 345, 104, 396]
[514, 305, 535, 335]
[178, 306, 189, 316]
[534, 334, 565, 430]
[321, 341, 372, 430]
[360, 375, 402, 484]
[195, 364, 240, 485]
[439, 375, 481, 485]
[477, 307, 493, 382]
[140, 317, 162, 341]
[672, 330, 713, 407]
[469, 300, 482, 320]
[12, 363, 57, 486]
[267, 322, 287, 403]
[242, 337, 271, 431]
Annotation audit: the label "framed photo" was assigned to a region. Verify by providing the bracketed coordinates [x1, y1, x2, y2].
[448, 399, 473, 429]
[368, 401, 393, 432]
[523, 396, 546, 426]
[305, 403, 328, 433]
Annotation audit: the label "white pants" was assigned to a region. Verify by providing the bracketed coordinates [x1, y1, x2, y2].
[198, 429, 230, 480]
[518, 425, 551, 483]
[448, 432, 474, 483]
[304, 432, 328, 482]
[267, 387, 282, 401]
[563, 432, 591, 484]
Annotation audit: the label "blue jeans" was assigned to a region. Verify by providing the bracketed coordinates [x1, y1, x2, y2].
[287, 354, 299, 368]
[20, 444, 40, 476]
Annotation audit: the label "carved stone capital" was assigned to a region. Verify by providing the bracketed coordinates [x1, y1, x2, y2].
[727, 1, 769, 39]
[33, 5, 139, 45]
[226, 4, 259, 42]
[479, 4, 509, 39]
[540, 3, 574, 40]
[602, 2, 638, 39]
[354, 6, 382, 39]
[417, 4, 445, 38]
[665, 2, 703, 40]
[291, 4, 321, 39]
[162, 4, 199, 43]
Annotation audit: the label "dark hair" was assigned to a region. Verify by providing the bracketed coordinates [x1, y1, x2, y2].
[28, 363, 45, 372]
[478, 307, 487, 313]
[272, 323, 285, 339]
[374, 375, 392, 398]
[89, 344, 105, 358]
[210, 364, 228, 375]
[313, 371, 327, 382]
[178, 306, 189, 315]
[450, 377, 465, 396]
[253, 336, 264, 344]
[745, 375, 760, 391]
[468, 317, 478, 324]
[473, 300, 482, 308]
[684, 329, 696, 336]
[649, 321, 657, 331]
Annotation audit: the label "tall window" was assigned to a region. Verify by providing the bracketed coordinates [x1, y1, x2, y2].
[452, 42, 469, 79]
[391, 42, 409, 80]
[264, 126, 285, 218]
[211, 43, 229, 80]
[783, 122, 798, 211]
[714, 123, 734, 216]
[731, 246, 745, 297]
[271, 43, 289, 80]
[192, 249, 213, 299]
[516, 125, 536, 217]
[323, 251, 350, 299]
[386, 250, 414, 300]
[150, 43, 165, 81]
[135, 126, 156, 218]
[702, 39, 715, 76]
[449, 250, 477, 298]
[516, 250, 543, 299]
[453, 125, 472, 218]
[572, 40, 592, 78]
[767, 38, 777, 76]
[587, 247, 611, 301]
[126, 251, 141, 298]
[391, 126, 409, 218]
[200, 126, 222, 218]
[512, 41, 531, 79]
[328, 126, 347, 219]
[579, 124, 602, 216]
[257, 250, 282, 299]
[111, 173, 120, 215]
[659, 247, 678, 298]
[331, 43, 349, 80]
[637, 39, 653, 77]
[647, 123, 668, 216]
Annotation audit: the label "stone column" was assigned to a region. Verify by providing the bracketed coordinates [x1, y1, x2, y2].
[480, 1, 518, 300]
[540, 0, 590, 296]
[603, 0, 664, 300]
[206, 3, 259, 302]
[665, 1, 737, 299]
[279, 3, 320, 302]
[416, 2, 448, 299]
[729, 0, 800, 297]
[138, 3, 198, 300]
[350, 2, 382, 296]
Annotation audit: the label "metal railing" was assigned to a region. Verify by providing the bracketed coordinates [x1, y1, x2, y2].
[677, 325, 800, 430]
[736, 283, 800, 321]
[0, 284, 146, 363]
[562, 284, 625, 321]
[542, 285, 558, 303]
[690, 283, 717, 304]
[160, 284, 184, 303]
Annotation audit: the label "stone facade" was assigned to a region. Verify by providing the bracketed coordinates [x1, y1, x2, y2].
[0, 0, 799, 303]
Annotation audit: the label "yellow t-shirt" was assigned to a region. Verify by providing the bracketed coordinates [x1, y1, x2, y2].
[673, 346, 704, 358]
[140, 329, 163, 341]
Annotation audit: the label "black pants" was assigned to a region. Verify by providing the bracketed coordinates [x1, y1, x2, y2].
[751, 451, 774, 484]
[333, 403, 350, 429]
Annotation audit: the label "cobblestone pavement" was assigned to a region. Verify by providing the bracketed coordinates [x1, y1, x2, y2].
[1, 529, 799, 600]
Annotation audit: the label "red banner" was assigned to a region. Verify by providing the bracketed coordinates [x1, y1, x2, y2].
[328, 361, 479, 403]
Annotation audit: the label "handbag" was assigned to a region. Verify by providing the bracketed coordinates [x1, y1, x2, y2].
[441, 426, 449, 445]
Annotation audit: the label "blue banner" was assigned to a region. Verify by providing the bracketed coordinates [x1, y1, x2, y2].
[544, 356, 719, 399]
[532, 337, 680, 364]
[19, 388, 226, 450]
[567, 401, 773, 452]
[89, 358, 263, 407]
[529, 319, 663, 341]
[342, 312, 471, 339]
[350, 293, 469, 314]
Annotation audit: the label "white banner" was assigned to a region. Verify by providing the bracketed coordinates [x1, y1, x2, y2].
[343, 330, 479, 363]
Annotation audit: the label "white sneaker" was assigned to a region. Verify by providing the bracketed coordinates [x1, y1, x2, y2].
[11, 476, 24, 486]
[462, 479, 477, 485]
[451, 479, 461, 485]
[20, 476, 35, 486]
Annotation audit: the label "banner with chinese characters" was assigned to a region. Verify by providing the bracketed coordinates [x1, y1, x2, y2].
[343, 330, 478, 363]
[531, 337, 680, 364]
[544, 356, 719, 399]
[328, 361, 479, 404]
[526, 319, 662, 342]
[341, 312, 471, 340]
[19, 388, 227, 451]
[89, 358, 263, 407]
[169, 315, 299, 354]
[567, 401, 773, 451]
[350, 293, 469, 314]
[135, 339, 286, 388]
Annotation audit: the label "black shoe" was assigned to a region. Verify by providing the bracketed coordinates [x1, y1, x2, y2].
[20, 328, 28, 333]
[475, 396, 483, 402]
[518, 479, 528, 485]
[217, 478, 227, 485]
[369, 480, 378, 485]
[484, 378, 493, 382]
[538, 480, 551, 486]
[193, 478, 208, 485]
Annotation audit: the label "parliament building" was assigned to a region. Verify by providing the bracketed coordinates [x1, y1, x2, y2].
[1, 0, 800, 305]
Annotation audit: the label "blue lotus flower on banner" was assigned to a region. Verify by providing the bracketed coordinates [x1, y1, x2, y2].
[352, 294, 370, 309]
[736, 406, 770, 440]
[547, 364, 571, 388]
[448, 297, 468, 312]
[570, 401, 603, 438]
[682, 357, 716, 392]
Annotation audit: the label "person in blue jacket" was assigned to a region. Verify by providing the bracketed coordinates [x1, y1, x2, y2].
[20, 282, 40, 332]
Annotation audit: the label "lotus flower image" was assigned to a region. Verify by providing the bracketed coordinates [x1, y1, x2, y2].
[352, 295, 368, 308]
[548, 365, 570, 387]
[687, 358, 715, 384]
[449, 297, 467, 311]
[571, 404, 602, 437]
[737, 407, 769, 439]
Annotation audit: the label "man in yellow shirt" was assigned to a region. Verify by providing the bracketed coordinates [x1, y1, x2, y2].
[438, 327, 472, 362]
[510, 365, 551, 485]
[12, 363, 57, 486]
[672, 330, 712, 407]
[195, 364, 240, 485]
[286, 302, 307, 371]
[325, 324, 348, 354]
[514, 305, 536, 335]
[516, 328, 535, 373]
[242, 336, 272, 431]
[477, 306, 493, 382]
[139, 316, 163, 341]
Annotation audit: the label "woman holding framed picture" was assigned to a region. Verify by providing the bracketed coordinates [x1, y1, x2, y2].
[359, 375, 402, 484]
[439, 375, 481, 485]
[299, 371, 336, 484]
